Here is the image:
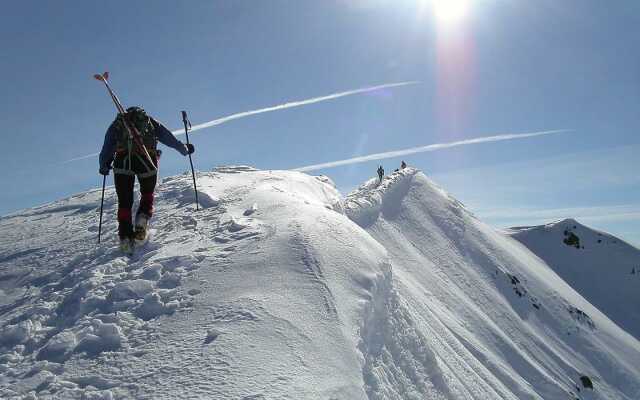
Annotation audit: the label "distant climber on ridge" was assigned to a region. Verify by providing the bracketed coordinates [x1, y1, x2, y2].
[401, 160, 407, 169]
[98, 106, 195, 253]
[377, 165, 385, 183]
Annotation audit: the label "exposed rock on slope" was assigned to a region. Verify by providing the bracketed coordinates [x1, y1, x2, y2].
[507, 218, 640, 340]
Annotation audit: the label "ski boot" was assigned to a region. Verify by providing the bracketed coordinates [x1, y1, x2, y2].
[134, 212, 150, 241]
[119, 237, 135, 255]
[118, 219, 135, 255]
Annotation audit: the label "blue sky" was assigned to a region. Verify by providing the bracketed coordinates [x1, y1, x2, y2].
[1, 0, 639, 244]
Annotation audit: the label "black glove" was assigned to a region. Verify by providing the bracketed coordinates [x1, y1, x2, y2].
[99, 165, 111, 176]
[184, 143, 195, 155]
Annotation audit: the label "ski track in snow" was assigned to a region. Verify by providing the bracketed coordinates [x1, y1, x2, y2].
[0, 166, 639, 399]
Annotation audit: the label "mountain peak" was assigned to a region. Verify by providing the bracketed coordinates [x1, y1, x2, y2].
[344, 167, 469, 228]
[507, 217, 640, 339]
[555, 217, 581, 227]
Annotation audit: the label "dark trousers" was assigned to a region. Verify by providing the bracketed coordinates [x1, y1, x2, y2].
[114, 151, 158, 238]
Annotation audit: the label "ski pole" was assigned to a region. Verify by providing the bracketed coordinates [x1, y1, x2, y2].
[181, 110, 199, 211]
[98, 174, 106, 243]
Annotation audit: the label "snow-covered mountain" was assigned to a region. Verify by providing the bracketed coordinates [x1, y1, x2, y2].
[1, 167, 639, 399]
[505, 219, 640, 341]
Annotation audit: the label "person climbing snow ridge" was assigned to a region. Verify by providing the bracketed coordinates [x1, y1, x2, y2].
[99, 106, 195, 254]
[377, 165, 385, 184]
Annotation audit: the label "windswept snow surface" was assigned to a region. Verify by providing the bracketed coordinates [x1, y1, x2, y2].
[345, 168, 640, 400]
[1, 167, 389, 399]
[506, 220, 640, 340]
[0, 166, 639, 399]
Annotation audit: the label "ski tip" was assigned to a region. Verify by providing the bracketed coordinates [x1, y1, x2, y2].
[93, 72, 109, 81]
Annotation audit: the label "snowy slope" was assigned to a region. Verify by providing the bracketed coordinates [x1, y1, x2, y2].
[345, 168, 640, 400]
[505, 219, 640, 340]
[0, 167, 390, 399]
[1, 166, 639, 399]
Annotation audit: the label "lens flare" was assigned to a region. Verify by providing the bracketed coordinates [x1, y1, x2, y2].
[432, 0, 469, 25]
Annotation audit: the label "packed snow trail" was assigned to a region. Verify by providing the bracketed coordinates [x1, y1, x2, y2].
[1, 166, 639, 399]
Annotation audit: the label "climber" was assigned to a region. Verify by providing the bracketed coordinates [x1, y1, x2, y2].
[98, 106, 194, 252]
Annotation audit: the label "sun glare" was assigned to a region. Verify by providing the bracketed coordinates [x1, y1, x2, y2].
[432, 0, 470, 25]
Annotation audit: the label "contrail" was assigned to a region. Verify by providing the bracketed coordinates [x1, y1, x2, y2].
[61, 152, 100, 164]
[60, 81, 419, 164]
[293, 129, 572, 172]
[171, 81, 420, 136]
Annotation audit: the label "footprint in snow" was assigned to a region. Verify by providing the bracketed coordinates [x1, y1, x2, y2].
[243, 203, 258, 216]
[228, 218, 247, 232]
[204, 328, 222, 344]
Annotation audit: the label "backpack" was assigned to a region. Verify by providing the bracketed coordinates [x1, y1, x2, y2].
[113, 106, 157, 152]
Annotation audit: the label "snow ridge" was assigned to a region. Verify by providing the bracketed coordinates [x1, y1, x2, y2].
[345, 167, 640, 400]
[1, 166, 639, 399]
[344, 167, 469, 229]
[359, 266, 451, 400]
[1, 167, 392, 399]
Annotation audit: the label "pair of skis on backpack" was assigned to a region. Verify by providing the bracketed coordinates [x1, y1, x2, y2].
[120, 214, 150, 256]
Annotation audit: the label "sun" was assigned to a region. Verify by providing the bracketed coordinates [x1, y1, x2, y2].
[432, 0, 470, 25]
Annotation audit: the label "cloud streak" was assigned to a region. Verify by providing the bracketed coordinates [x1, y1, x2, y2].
[478, 204, 640, 223]
[293, 129, 572, 172]
[60, 81, 419, 164]
[61, 152, 100, 164]
[172, 81, 420, 136]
